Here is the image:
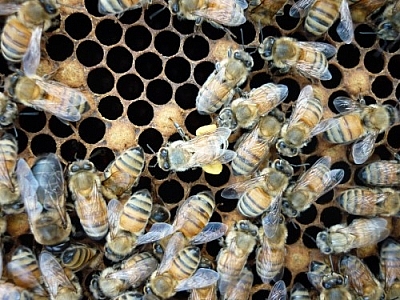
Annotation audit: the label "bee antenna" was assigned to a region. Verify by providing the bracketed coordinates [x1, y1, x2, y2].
[240, 28, 245, 48]
[303, 231, 317, 244]
[290, 162, 310, 168]
[146, 144, 156, 155]
[149, 6, 166, 20]
[12, 125, 18, 138]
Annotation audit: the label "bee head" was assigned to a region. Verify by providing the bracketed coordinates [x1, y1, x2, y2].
[157, 147, 170, 171]
[272, 158, 294, 177]
[276, 139, 299, 157]
[38, 0, 58, 15]
[4, 73, 21, 98]
[259, 37, 275, 59]
[233, 50, 254, 69]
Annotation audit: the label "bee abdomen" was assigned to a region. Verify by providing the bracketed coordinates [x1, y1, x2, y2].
[305, 0, 340, 36]
[120, 189, 152, 233]
[1, 18, 31, 63]
[238, 187, 271, 217]
[170, 246, 201, 281]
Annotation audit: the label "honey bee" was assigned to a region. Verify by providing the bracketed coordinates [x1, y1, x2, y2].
[222, 159, 293, 218]
[67, 160, 108, 241]
[217, 220, 258, 296]
[39, 251, 82, 300]
[289, 0, 354, 43]
[101, 146, 145, 200]
[290, 282, 311, 300]
[90, 252, 158, 299]
[377, 0, 400, 40]
[323, 97, 400, 165]
[60, 244, 100, 272]
[196, 49, 253, 115]
[98, 0, 151, 15]
[0, 132, 21, 215]
[16, 154, 72, 248]
[231, 109, 285, 176]
[337, 187, 400, 217]
[380, 238, 400, 299]
[358, 158, 400, 187]
[340, 254, 385, 300]
[222, 267, 253, 300]
[0, 92, 18, 128]
[282, 156, 344, 218]
[247, 0, 288, 25]
[316, 217, 390, 255]
[0, 0, 59, 64]
[189, 257, 217, 300]
[349, 0, 387, 23]
[258, 37, 337, 81]
[168, 0, 248, 34]
[276, 85, 339, 157]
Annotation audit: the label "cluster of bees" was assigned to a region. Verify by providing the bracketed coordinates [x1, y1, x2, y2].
[0, 0, 399, 299]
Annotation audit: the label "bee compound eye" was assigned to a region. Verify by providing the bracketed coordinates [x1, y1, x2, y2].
[83, 162, 92, 170]
[160, 148, 168, 158]
[383, 22, 393, 30]
[324, 247, 331, 254]
[172, 2, 179, 13]
[163, 161, 170, 170]
[233, 51, 241, 60]
[70, 164, 80, 172]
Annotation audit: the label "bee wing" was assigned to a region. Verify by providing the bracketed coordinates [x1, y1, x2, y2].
[107, 199, 123, 240]
[136, 222, 174, 245]
[340, 256, 367, 295]
[337, 0, 354, 44]
[297, 41, 337, 58]
[333, 96, 361, 113]
[191, 222, 228, 245]
[175, 268, 219, 292]
[0, 140, 16, 192]
[287, 85, 314, 129]
[221, 175, 265, 199]
[346, 217, 390, 248]
[107, 257, 157, 286]
[22, 26, 42, 78]
[321, 169, 344, 194]
[157, 232, 187, 275]
[352, 133, 376, 165]
[295, 156, 331, 188]
[0, 3, 20, 15]
[309, 118, 340, 137]
[268, 280, 287, 300]
[191, 0, 247, 26]
[289, 0, 313, 18]
[261, 193, 283, 238]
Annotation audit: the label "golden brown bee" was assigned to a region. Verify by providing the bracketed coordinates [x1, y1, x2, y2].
[289, 0, 354, 43]
[68, 160, 108, 241]
[259, 37, 337, 81]
[290, 282, 311, 300]
[0, 132, 21, 214]
[101, 146, 145, 200]
[247, 0, 287, 25]
[316, 217, 390, 254]
[377, 0, 400, 40]
[98, 0, 151, 15]
[0, 92, 18, 128]
[60, 243, 100, 273]
[282, 156, 344, 218]
[349, 0, 387, 23]
[196, 49, 253, 115]
[39, 251, 82, 300]
[358, 158, 400, 187]
[337, 187, 400, 217]
[323, 97, 400, 165]
[90, 252, 158, 299]
[216, 220, 258, 296]
[276, 85, 338, 157]
[222, 267, 253, 300]
[222, 159, 293, 218]
[340, 254, 385, 300]
[17, 154, 72, 248]
[0, 0, 59, 64]
[380, 238, 400, 299]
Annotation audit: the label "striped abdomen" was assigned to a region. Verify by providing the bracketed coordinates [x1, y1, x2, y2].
[358, 161, 400, 187]
[323, 113, 364, 144]
[60, 245, 98, 272]
[98, 0, 144, 14]
[305, 0, 341, 36]
[238, 186, 272, 218]
[169, 246, 201, 281]
[1, 17, 31, 63]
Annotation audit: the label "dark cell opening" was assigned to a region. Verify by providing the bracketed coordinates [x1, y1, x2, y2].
[250, 73, 272, 89]
[79, 117, 106, 144]
[158, 180, 184, 204]
[296, 204, 317, 225]
[18, 108, 46, 133]
[320, 206, 342, 228]
[327, 19, 343, 43]
[135, 53, 162, 79]
[119, 8, 142, 24]
[210, 211, 222, 223]
[87, 68, 114, 94]
[354, 24, 377, 48]
[49, 116, 73, 138]
[201, 21, 226, 40]
[388, 125, 400, 148]
[65, 13, 92, 40]
[194, 61, 215, 85]
[177, 168, 202, 183]
[281, 155, 302, 174]
[84, 0, 103, 17]
[146, 79, 172, 105]
[46, 35, 73, 61]
[260, 26, 282, 43]
[321, 64, 341, 89]
[215, 189, 238, 212]
[276, 4, 300, 30]
[230, 21, 257, 45]
[302, 136, 318, 154]
[337, 44, 360, 68]
[148, 156, 169, 180]
[172, 16, 195, 35]
[379, 38, 400, 53]
[106, 46, 133, 73]
[89, 147, 115, 171]
[184, 111, 212, 136]
[155, 31, 180, 56]
[134, 176, 152, 193]
[10, 129, 28, 154]
[328, 90, 350, 113]
[98, 96, 123, 120]
[31, 134, 56, 156]
[372, 76, 393, 99]
[279, 78, 300, 103]
[183, 35, 209, 61]
[364, 256, 381, 277]
[204, 165, 231, 187]
[127, 100, 154, 126]
[374, 144, 392, 160]
[250, 50, 266, 72]
[95, 19, 123, 46]
[286, 220, 301, 245]
[205, 239, 220, 257]
[316, 189, 334, 205]
[189, 185, 210, 196]
[165, 57, 191, 83]
[175, 84, 198, 109]
[138, 128, 163, 154]
[125, 26, 152, 51]
[294, 272, 313, 290]
[364, 50, 385, 73]
[302, 226, 323, 249]
[388, 55, 400, 79]
[117, 74, 144, 100]
[76, 40, 104, 67]
[144, 4, 170, 30]
[331, 161, 351, 184]
[60, 139, 87, 162]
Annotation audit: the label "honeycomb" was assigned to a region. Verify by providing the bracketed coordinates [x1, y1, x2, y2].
[0, 0, 400, 299]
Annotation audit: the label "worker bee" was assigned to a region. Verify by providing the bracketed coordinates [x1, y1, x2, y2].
[276, 85, 338, 157]
[290, 282, 311, 300]
[282, 156, 344, 218]
[337, 187, 400, 217]
[60, 244, 100, 273]
[0, 132, 21, 215]
[101, 146, 145, 200]
[380, 238, 400, 299]
[323, 97, 400, 164]
[247, 0, 288, 25]
[340, 254, 385, 300]
[222, 267, 253, 300]
[196, 48, 253, 115]
[188, 257, 218, 300]
[377, 0, 400, 40]
[316, 217, 390, 254]
[16, 154, 72, 249]
[231, 109, 285, 176]
[289, 0, 354, 43]
[349, 0, 387, 23]
[168, 0, 248, 35]
[358, 158, 400, 187]
[39, 251, 82, 300]
[98, 0, 152, 15]
[217, 220, 258, 296]
[0, 0, 59, 64]
[90, 252, 158, 299]
[68, 160, 108, 241]
[0, 92, 18, 128]
[258, 37, 337, 81]
[222, 159, 293, 218]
